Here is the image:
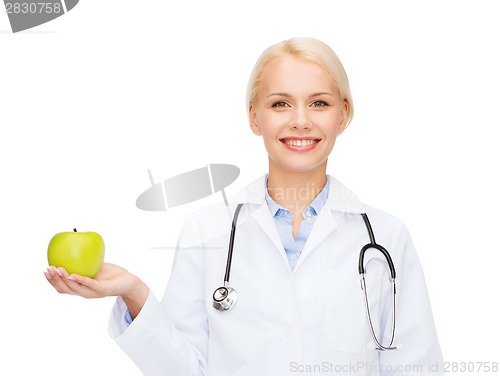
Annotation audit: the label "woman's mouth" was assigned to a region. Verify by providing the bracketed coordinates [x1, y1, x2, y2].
[280, 137, 321, 152]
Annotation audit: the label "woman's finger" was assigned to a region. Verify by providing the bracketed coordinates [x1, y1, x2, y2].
[44, 266, 75, 295]
[65, 274, 104, 298]
[44, 262, 132, 299]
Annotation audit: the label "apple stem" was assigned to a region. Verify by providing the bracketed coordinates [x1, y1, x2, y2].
[73, 228, 77, 232]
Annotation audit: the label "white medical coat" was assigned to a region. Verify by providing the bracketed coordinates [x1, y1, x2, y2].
[108, 175, 443, 375]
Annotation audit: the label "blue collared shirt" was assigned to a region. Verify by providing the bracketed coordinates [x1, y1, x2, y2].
[264, 176, 330, 271]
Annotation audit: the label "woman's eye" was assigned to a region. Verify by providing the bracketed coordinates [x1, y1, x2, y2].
[312, 100, 328, 107]
[272, 101, 289, 108]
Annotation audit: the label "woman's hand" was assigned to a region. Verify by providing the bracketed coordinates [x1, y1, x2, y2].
[44, 263, 149, 318]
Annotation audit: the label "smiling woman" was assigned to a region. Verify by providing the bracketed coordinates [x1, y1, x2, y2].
[44, 37, 444, 376]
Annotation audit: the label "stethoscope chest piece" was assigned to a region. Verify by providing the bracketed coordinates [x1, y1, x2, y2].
[213, 286, 238, 311]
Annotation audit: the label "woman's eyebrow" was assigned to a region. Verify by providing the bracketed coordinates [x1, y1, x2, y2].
[267, 92, 335, 98]
[267, 92, 291, 98]
[310, 92, 335, 97]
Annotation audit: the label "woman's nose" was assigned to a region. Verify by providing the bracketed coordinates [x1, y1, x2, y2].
[289, 107, 312, 130]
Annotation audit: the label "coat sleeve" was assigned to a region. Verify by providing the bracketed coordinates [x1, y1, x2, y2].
[108, 214, 208, 376]
[379, 221, 444, 375]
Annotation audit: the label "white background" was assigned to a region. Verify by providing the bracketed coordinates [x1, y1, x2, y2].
[1, 0, 499, 374]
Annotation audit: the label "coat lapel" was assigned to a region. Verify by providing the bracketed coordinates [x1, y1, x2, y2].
[294, 206, 338, 271]
[231, 175, 291, 269]
[250, 204, 290, 267]
[294, 177, 365, 272]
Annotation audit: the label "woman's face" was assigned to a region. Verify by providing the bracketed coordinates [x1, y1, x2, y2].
[249, 55, 348, 175]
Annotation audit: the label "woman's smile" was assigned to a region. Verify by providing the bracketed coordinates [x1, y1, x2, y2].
[279, 137, 321, 152]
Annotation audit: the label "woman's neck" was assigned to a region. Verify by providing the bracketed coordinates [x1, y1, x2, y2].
[267, 163, 327, 216]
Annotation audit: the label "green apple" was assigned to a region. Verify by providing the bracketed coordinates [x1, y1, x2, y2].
[47, 229, 105, 278]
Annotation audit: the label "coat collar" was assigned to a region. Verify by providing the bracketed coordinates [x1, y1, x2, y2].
[229, 174, 365, 273]
[230, 174, 365, 215]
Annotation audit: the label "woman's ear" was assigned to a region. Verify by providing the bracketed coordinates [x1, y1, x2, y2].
[249, 104, 262, 136]
[338, 100, 349, 134]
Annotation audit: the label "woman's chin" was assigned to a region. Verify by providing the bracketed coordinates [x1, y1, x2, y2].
[269, 158, 328, 176]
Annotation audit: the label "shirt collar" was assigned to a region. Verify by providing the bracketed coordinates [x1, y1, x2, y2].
[230, 174, 365, 214]
[264, 175, 330, 218]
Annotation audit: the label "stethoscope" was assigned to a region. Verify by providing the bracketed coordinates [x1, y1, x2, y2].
[212, 203, 397, 351]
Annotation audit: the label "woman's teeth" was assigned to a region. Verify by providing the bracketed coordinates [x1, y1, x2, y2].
[283, 139, 317, 147]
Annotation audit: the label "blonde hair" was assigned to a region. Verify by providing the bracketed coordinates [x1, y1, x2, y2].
[247, 37, 354, 128]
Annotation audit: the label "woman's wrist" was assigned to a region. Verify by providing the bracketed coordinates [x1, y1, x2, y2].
[122, 275, 149, 319]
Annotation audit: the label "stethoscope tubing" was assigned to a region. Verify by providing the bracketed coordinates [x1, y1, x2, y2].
[359, 213, 396, 279]
[223, 203, 243, 283]
[360, 274, 397, 350]
[213, 204, 398, 351]
[359, 213, 397, 350]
